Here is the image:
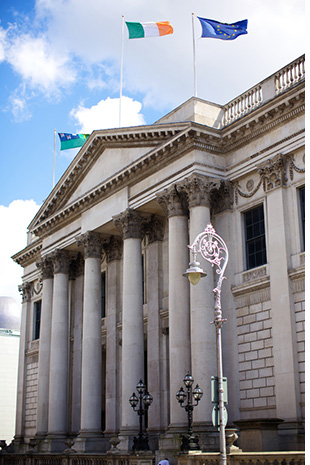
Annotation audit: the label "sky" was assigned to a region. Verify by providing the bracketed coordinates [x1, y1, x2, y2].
[0, 0, 305, 305]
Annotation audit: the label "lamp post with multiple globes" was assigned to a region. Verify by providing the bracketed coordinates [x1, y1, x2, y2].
[176, 373, 203, 451]
[129, 380, 153, 451]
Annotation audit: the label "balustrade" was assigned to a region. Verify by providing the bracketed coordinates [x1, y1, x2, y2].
[222, 54, 304, 127]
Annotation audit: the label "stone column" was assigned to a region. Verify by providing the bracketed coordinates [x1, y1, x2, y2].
[48, 250, 70, 441]
[145, 216, 164, 436]
[104, 237, 122, 435]
[14, 282, 32, 445]
[113, 209, 144, 436]
[76, 232, 103, 439]
[36, 257, 54, 437]
[183, 175, 218, 425]
[259, 156, 301, 424]
[70, 254, 84, 434]
[157, 185, 190, 428]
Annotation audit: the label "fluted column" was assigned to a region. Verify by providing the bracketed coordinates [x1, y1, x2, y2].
[113, 209, 144, 433]
[14, 282, 32, 443]
[48, 250, 70, 436]
[36, 257, 54, 436]
[70, 254, 84, 434]
[145, 217, 165, 433]
[157, 186, 190, 428]
[104, 237, 122, 434]
[76, 231, 103, 435]
[183, 175, 218, 424]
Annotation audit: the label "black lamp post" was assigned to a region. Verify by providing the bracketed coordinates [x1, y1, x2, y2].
[176, 373, 203, 451]
[129, 379, 153, 451]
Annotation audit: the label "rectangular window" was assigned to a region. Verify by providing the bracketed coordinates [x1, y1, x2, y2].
[299, 186, 305, 251]
[101, 272, 106, 318]
[33, 300, 42, 340]
[244, 204, 267, 270]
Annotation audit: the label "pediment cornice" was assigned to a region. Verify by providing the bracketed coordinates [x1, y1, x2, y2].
[29, 81, 304, 239]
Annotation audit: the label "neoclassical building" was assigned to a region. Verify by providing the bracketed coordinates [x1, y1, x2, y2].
[11, 55, 305, 458]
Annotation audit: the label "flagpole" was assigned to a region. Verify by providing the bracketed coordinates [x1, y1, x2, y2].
[53, 129, 56, 188]
[192, 12, 197, 97]
[119, 15, 125, 127]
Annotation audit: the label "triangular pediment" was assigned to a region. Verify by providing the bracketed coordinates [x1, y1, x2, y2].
[28, 122, 191, 234]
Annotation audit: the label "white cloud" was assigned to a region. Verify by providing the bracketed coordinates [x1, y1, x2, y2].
[71, 96, 146, 133]
[0, 200, 40, 304]
[0, 27, 6, 62]
[1, 0, 305, 119]
[6, 33, 76, 93]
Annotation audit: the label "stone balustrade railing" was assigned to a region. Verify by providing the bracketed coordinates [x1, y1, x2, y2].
[222, 54, 305, 126]
[0, 452, 305, 465]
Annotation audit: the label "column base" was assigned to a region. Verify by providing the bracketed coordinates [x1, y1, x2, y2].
[278, 421, 305, 451]
[74, 431, 107, 453]
[42, 433, 67, 453]
[234, 418, 284, 452]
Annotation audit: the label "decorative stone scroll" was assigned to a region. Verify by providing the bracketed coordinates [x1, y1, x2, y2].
[257, 153, 288, 192]
[156, 184, 188, 218]
[113, 209, 143, 239]
[288, 153, 305, 180]
[18, 282, 32, 303]
[143, 215, 165, 244]
[233, 152, 300, 204]
[103, 236, 123, 263]
[69, 253, 84, 280]
[179, 174, 221, 208]
[76, 231, 103, 259]
[36, 256, 53, 280]
[210, 180, 234, 214]
[50, 249, 71, 274]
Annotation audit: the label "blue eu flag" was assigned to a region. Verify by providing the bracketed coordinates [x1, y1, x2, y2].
[197, 17, 248, 40]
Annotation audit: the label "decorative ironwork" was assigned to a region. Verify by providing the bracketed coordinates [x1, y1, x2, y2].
[129, 380, 153, 451]
[184, 223, 229, 465]
[188, 223, 229, 327]
[176, 373, 203, 451]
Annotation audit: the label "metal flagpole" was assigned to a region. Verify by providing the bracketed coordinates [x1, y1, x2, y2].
[119, 15, 125, 127]
[53, 129, 56, 188]
[192, 13, 197, 97]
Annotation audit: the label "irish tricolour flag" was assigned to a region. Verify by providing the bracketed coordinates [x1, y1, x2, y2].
[125, 21, 173, 39]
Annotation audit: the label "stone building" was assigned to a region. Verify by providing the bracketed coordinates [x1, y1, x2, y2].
[11, 55, 305, 458]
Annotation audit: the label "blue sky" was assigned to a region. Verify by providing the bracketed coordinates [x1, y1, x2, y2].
[0, 0, 305, 304]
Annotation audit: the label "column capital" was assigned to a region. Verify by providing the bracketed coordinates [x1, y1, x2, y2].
[179, 174, 222, 209]
[210, 180, 234, 214]
[113, 209, 142, 240]
[258, 153, 288, 192]
[143, 215, 165, 244]
[76, 231, 103, 259]
[18, 282, 32, 302]
[50, 249, 71, 274]
[69, 253, 85, 279]
[36, 256, 53, 280]
[156, 185, 188, 218]
[103, 236, 123, 263]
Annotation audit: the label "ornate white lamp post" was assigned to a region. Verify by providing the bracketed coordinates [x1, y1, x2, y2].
[184, 223, 229, 465]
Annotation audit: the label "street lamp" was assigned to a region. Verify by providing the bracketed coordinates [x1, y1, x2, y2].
[183, 223, 229, 465]
[129, 379, 153, 451]
[176, 373, 203, 451]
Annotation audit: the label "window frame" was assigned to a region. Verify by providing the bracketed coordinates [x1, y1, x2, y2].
[298, 185, 305, 252]
[101, 271, 106, 319]
[33, 299, 42, 340]
[243, 203, 267, 270]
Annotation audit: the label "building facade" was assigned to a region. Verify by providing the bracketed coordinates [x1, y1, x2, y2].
[11, 55, 305, 458]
